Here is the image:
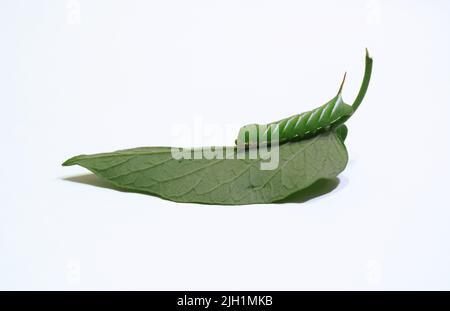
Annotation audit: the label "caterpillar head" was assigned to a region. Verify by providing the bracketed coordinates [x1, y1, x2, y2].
[235, 123, 259, 146]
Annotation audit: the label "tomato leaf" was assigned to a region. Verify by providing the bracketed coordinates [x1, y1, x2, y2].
[63, 131, 347, 205]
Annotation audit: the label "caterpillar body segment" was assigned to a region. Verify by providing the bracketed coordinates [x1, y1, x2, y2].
[236, 92, 353, 146]
[236, 50, 372, 147]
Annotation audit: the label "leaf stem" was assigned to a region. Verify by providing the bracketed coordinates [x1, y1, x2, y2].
[352, 48, 373, 112]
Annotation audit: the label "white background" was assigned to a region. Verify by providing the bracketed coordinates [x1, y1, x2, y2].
[1, 0, 450, 290]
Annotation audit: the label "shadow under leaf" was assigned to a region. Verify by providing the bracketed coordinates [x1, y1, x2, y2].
[63, 174, 340, 204]
[275, 177, 340, 204]
[63, 174, 150, 195]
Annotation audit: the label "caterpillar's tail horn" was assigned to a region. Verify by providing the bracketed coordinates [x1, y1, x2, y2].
[337, 72, 347, 95]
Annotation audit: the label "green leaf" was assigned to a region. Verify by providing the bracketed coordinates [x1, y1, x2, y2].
[63, 50, 372, 204]
[62, 131, 348, 205]
[334, 124, 348, 142]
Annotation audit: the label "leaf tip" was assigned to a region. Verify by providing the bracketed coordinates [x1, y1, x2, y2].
[62, 156, 81, 167]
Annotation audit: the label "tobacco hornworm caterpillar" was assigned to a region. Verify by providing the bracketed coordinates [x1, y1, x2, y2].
[236, 49, 373, 146]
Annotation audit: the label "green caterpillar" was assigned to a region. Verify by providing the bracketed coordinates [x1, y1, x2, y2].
[236, 49, 373, 146]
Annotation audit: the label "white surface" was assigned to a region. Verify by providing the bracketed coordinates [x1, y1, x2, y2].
[1, 0, 450, 290]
